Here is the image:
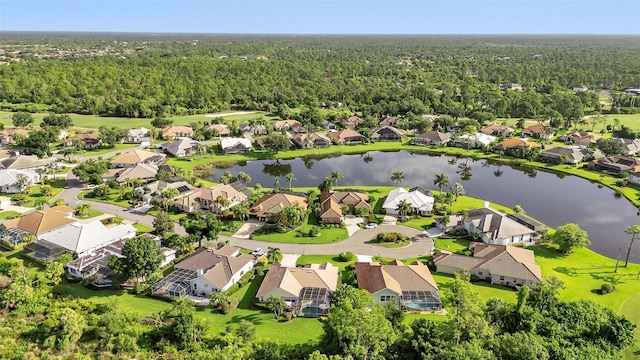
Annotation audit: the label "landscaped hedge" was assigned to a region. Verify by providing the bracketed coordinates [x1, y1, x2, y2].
[371, 232, 409, 244]
[338, 252, 356, 262]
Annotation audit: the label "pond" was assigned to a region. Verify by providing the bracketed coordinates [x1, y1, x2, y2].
[217, 150, 639, 260]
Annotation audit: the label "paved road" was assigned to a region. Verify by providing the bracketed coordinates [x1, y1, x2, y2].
[217, 225, 434, 258]
[56, 170, 434, 258]
[53, 144, 149, 162]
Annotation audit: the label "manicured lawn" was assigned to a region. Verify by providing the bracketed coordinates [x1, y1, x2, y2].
[132, 223, 154, 233]
[74, 208, 104, 219]
[296, 254, 355, 270]
[147, 208, 187, 222]
[619, 294, 640, 359]
[79, 143, 139, 156]
[252, 225, 348, 244]
[434, 238, 471, 253]
[79, 189, 134, 208]
[402, 216, 434, 231]
[7, 179, 66, 207]
[0, 211, 20, 219]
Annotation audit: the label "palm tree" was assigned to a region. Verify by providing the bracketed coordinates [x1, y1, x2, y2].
[273, 176, 280, 189]
[267, 247, 282, 263]
[513, 205, 525, 214]
[623, 225, 640, 267]
[232, 203, 250, 221]
[214, 195, 230, 215]
[285, 172, 297, 191]
[395, 199, 413, 221]
[390, 171, 405, 188]
[34, 199, 46, 210]
[75, 203, 91, 217]
[451, 182, 465, 201]
[437, 216, 450, 231]
[433, 173, 449, 194]
[237, 171, 251, 185]
[330, 170, 344, 188]
[318, 176, 333, 193]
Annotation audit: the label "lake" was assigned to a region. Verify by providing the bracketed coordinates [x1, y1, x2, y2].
[217, 150, 639, 260]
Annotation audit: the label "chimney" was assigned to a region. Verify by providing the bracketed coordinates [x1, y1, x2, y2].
[197, 268, 204, 277]
[484, 201, 490, 208]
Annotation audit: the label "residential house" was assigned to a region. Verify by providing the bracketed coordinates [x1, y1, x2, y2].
[274, 120, 306, 133]
[291, 133, 332, 149]
[249, 192, 308, 221]
[371, 126, 407, 142]
[0, 154, 56, 171]
[500, 139, 540, 156]
[151, 246, 255, 298]
[382, 187, 434, 216]
[126, 127, 150, 143]
[628, 172, 640, 186]
[102, 163, 159, 184]
[378, 116, 402, 128]
[499, 82, 523, 91]
[160, 138, 208, 157]
[617, 138, 640, 156]
[66, 234, 175, 287]
[522, 124, 554, 140]
[454, 132, 497, 149]
[256, 262, 339, 317]
[240, 123, 267, 135]
[205, 124, 230, 137]
[560, 131, 601, 147]
[412, 131, 452, 146]
[319, 190, 370, 224]
[109, 149, 166, 168]
[355, 260, 443, 311]
[572, 86, 589, 92]
[435, 202, 539, 246]
[174, 181, 251, 214]
[590, 155, 640, 174]
[481, 123, 515, 137]
[162, 126, 193, 139]
[135, 178, 197, 204]
[538, 147, 593, 164]
[27, 220, 136, 262]
[0, 129, 29, 145]
[64, 132, 101, 149]
[1, 206, 76, 245]
[433, 243, 542, 287]
[0, 169, 41, 193]
[343, 116, 363, 130]
[220, 137, 252, 155]
[330, 129, 366, 145]
[322, 120, 337, 130]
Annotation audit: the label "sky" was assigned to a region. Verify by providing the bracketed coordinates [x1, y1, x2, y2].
[1, 0, 639, 35]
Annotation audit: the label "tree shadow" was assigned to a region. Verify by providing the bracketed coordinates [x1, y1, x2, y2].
[553, 266, 633, 285]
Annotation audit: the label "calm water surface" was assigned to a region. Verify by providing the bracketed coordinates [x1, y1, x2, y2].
[218, 151, 639, 260]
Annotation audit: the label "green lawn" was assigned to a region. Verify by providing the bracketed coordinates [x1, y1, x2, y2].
[252, 225, 348, 244]
[79, 189, 134, 208]
[7, 179, 66, 208]
[619, 294, 640, 359]
[74, 208, 104, 219]
[296, 254, 356, 270]
[434, 238, 471, 253]
[78, 143, 140, 156]
[132, 223, 154, 234]
[0, 211, 21, 219]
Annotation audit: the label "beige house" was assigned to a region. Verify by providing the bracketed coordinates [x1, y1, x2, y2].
[256, 262, 339, 317]
[433, 243, 542, 287]
[102, 163, 159, 184]
[205, 124, 230, 137]
[249, 192, 308, 221]
[330, 129, 366, 145]
[109, 149, 166, 168]
[319, 190, 370, 224]
[412, 131, 451, 146]
[174, 181, 251, 214]
[162, 126, 193, 139]
[1, 206, 76, 245]
[355, 260, 443, 311]
[152, 246, 254, 298]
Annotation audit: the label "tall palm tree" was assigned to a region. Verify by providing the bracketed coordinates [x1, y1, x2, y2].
[318, 176, 333, 193]
[330, 170, 344, 188]
[273, 176, 280, 189]
[390, 171, 405, 188]
[513, 205, 524, 214]
[285, 172, 297, 191]
[623, 225, 640, 268]
[267, 247, 282, 263]
[434, 173, 449, 194]
[237, 171, 251, 185]
[396, 199, 413, 221]
[214, 195, 230, 215]
[451, 182, 465, 201]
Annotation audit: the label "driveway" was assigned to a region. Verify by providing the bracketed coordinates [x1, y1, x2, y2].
[344, 215, 364, 237]
[280, 254, 301, 267]
[381, 215, 397, 225]
[1, 204, 35, 215]
[233, 219, 266, 239]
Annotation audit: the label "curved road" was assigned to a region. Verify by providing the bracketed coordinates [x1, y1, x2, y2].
[55, 171, 434, 258]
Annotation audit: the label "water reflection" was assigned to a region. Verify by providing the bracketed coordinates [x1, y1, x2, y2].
[214, 150, 640, 259]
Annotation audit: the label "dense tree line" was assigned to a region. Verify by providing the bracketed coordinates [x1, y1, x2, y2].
[1, 35, 639, 119]
[0, 252, 634, 359]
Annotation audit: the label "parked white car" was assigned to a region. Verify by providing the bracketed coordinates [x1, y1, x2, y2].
[365, 223, 378, 229]
[251, 248, 264, 256]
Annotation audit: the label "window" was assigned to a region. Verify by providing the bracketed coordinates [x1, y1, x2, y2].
[193, 283, 197, 289]
[499, 276, 505, 281]
[380, 295, 395, 302]
[478, 271, 483, 276]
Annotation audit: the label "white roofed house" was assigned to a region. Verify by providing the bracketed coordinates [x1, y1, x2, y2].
[436, 202, 539, 246]
[0, 169, 41, 193]
[127, 127, 151, 144]
[382, 187, 434, 216]
[454, 133, 496, 149]
[220, 137, 252, 155]
[160, 138, 208, 157]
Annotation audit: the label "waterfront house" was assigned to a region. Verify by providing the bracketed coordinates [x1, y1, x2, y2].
[371, 126, 407, 142]
[412, 131, 452, 146]
[220, 137, 252, 154]
[590, 155, 640, 174]
[330, 129, 366, 145]
[382, 187, 434, 216]
[522, 124, 554, 140]
[538, 147, 593, 164]
[160, 138, 208, 157]
[481, 123, 515, 137]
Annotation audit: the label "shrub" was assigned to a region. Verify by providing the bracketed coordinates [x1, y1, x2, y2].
[107, 180, 119, 189]
[220, 298, 239, 314]
[338, 252, 355, 262]
[308, 226, 321, 237]
[52, 284, 72, 298]
[600, 283, 615, 294]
